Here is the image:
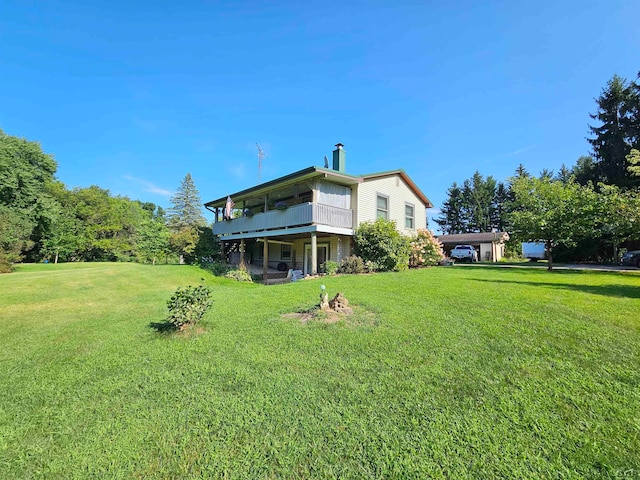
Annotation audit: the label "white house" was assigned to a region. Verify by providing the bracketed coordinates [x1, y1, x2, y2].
[204, 144, 433, 278]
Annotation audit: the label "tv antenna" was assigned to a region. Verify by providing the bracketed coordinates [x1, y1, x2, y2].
[256, 143, 265, 183]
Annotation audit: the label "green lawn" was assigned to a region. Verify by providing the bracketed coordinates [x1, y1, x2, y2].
[1, 263, 639, 479]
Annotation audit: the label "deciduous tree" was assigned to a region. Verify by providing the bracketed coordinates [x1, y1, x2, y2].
[596, 184, 640, 260]
[509, 177, 598, 270]
[136, 217, 170, 265]
[0, 129, 60, 267]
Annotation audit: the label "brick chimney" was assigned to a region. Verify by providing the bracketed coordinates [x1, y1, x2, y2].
[332, 143, 346, 172]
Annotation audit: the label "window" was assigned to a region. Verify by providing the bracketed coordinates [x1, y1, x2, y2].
[281, 244, 292, 260]
[405, 203, 415, 229]
[376, 194, 389, 220]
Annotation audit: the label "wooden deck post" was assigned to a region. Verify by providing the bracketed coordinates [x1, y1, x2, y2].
[263, 238, 268, 283]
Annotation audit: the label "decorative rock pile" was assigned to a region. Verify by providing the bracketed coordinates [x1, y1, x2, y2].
[319, 286, 352, 314]
[328, 293, 349, 312]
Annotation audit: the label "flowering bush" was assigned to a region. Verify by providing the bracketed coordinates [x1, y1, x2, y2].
[409, 229, 445, 267]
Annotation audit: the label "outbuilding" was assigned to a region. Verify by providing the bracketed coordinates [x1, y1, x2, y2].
[437, 232, 510, 262]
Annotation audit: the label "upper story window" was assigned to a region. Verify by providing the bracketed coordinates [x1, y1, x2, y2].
[405, 203, 415, 229]
[376, 194, 389, 220]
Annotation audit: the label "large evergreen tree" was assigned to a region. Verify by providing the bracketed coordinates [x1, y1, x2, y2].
[624, 73, 640, 153]
[492, 182, 510, 232]
[437, 172, 507, 234]
[570, 155, 601, 185]
[588, 74, 640, 188]
[167, 173, 209, 263]
[467, 172, 497, 232]
[435, 182, 466, 234]
[167, 173, 206, 230]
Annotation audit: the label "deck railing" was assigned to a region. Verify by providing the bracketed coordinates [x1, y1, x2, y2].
[213, 202, 353, 236]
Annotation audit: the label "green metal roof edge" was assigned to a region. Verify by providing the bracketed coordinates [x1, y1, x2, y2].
[204, 165, 433, 209]
[204, 166, 361, 208]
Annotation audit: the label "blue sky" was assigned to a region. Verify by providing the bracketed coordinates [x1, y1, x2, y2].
[1, 1, 639, 231]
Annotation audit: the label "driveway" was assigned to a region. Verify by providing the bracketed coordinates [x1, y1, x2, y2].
[456, 262, 640, 272]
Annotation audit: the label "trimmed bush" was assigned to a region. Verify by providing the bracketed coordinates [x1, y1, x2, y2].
[165, 285, 213, 329]
[321, 260, 339, 275]
[200, 260, 229, 276]
[225, 269, 253, 282]
[338, 255, 366, 274]
[353, 218, 410, 272]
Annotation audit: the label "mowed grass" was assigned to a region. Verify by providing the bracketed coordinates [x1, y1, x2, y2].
[1, 263, 639, 479]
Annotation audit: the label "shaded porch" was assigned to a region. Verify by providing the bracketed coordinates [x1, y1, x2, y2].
[221, 230, 352, 281]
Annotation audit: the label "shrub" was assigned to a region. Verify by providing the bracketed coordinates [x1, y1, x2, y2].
[502, 239, 525, 260]
[0, 254, 13, 273]
[200, 260, 229, 276]
[338, 255, 366, 274]
[353, 218, 410, 272]
[165, 285, 213, 329]
[225, 269, 253, 282]
[409, 228, 445, 267]
[321, 260, 339, 275]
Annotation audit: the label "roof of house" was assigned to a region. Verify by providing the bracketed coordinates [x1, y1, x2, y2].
[204, 166, 433, 209]
[204, 166, 361, 208]
[437, 232, 510, 244]
[360, 169, 432, 207]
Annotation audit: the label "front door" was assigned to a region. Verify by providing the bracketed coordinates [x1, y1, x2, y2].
[304, 243, 328, 275]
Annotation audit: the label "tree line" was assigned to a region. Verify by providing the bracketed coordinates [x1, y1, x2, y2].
[0, 128, 217, 272]
[436, 72, 640, 268]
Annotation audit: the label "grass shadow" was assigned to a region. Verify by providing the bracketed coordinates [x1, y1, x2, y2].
[467, 277, 640, 299]
[148, 321, 177, 334]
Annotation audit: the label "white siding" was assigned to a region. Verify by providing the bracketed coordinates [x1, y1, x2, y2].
[246, 241, 294, 269]
[356, 175, 427, 234]
[292, 235, 351, 269]
[329, 235, 351, 262]
[479, 243, 492, 262]
[292, 238, 306, 270]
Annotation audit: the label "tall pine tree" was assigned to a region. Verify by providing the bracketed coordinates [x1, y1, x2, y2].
[435, 182, 466, 234]
[167, 173, 206, 230]
[167, 173, 210, 264]
[437, 173, 508, 234]
[588, 74, 639, 188]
